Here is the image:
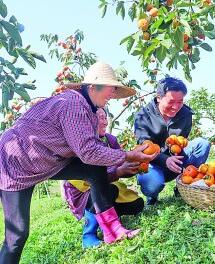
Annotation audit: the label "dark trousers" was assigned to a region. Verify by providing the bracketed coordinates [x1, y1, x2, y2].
[0, 158, 112, 264]
[86, 183, 144, 216]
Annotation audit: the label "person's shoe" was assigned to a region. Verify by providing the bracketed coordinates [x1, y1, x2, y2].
[146, 197, 158, 205]
[82, 210, 102, 248]
[173, 186, 181, 197]
[96, 207, 140, 244]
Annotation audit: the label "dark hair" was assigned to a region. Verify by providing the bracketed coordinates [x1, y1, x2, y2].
[156, 77, 187, 97]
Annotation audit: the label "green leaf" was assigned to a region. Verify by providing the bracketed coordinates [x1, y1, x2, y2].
[120, 5, 125, 20]
[184, 70, 192, 82]
[193, 47, 200, 57]
[126, 37, 135, 53]
[159, 20, 173, 30]
[199, 42, 212, 52]
[190, 47, 200, 63]
[128, 3, 136, 21]
[0, 121, 6, 130]
[16, 67, 28, 76]
[178, 54, 188, 67]
[144, 41, 158, 59]
[165, 12, 176, 23]
[9, 15, 18, 25]
[0, 0, 7, 18]
[101, 4, 107, 18]
[156, 45, 167, 63]
[29, 51, 46, 63]
[0, 26, 7, 41]
[116, 1, 122, 14]
[13, 84, 31, 102]
[204, 22, 214, 31]
[131, 48, 142, 56]
[120, 35, 131, 46]
[4, 60, 16, 72]
[1, 83, 10, 109]
[114, 120, 120, 126]
[150, 18, 163, 31]
[180, 19, 192, 34]
[8, 37, 16, 54]
[17, 48, 36, 68]
[176, 1, 195, 7]
[204, 30, 215, 39]
[190, 61, 196, 70]
[0, 20, 22, 45]
[173, 27, 184, 50]
[161, 39, 172, 49]
[116, 1, 125, 20]
[22, 83, 36, 90]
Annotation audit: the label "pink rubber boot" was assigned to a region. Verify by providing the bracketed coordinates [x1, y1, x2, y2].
[95, 207, 140, 244]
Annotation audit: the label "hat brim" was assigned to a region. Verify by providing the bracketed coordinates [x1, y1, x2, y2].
[64, 82, 136, 99]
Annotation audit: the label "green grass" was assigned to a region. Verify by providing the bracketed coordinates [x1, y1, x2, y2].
[0, 182, 215, 264]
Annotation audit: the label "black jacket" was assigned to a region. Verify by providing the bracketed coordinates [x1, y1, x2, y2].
[134, 98, 194, 172]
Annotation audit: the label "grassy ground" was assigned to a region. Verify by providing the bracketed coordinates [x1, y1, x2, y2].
[0, 182, 215, 264]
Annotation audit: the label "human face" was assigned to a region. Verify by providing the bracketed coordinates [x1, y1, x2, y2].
[157, 91, 185, 120]
[96, 108, 108, 136]
[89, 85, 116, 108]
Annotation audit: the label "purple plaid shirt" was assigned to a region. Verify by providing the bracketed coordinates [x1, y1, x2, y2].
[0, 90, 125, 191]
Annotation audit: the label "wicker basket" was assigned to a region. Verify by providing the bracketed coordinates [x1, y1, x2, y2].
[176, 174, 215, 210]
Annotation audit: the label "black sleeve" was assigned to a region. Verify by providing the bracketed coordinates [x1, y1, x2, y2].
[134, 111, 152, 144]
[182, 115, 192, 138]
[151, 152, 169, 168]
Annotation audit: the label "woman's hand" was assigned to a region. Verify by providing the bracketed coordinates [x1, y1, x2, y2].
[116, 161, 140, 178]
[125, 144, 158, 163]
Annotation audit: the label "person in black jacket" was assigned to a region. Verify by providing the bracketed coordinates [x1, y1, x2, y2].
[134, 77, 211, 205]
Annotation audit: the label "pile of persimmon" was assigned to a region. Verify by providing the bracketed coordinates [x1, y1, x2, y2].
[137, 140, 160, 173]
[181, 163, 215, 187]
[166, 135, 188, 155]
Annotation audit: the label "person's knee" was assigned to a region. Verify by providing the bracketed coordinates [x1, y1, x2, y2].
[137, 173, 164, 197]
[7, 229, 29, 252]
[194, 137, 211, 152]
[143, 180, 164, 197]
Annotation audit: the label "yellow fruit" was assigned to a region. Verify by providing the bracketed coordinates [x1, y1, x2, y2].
[146, 4, 153, 11]
[198, 164, 209, 174]
[167, 0, 174, 6]
[182, 175, 193, 184]
[138, 18, 149, 31]
[149, 8, 158, 17]
[170, 144, 182, 155]
[176, 136, 188, 148]
[143, 32, 150, 40]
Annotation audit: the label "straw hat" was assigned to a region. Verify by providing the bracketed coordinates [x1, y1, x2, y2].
[64, 61, 136, 99]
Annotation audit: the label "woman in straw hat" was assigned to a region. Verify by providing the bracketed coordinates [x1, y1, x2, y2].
[0, 61, 157, 263]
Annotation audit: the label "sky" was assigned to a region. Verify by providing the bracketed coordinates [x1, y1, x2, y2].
[2, 0, 215, 133]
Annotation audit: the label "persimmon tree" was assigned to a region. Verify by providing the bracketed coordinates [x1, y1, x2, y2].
[41, 30, 152, 133]
[99, 0, 215, 82]
[0, 0, 46, 132]
[187, 87, 215, 143]
[40, 30, 97, 91]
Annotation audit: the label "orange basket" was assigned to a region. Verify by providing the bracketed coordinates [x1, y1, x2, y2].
[176, 174, 215, 210]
